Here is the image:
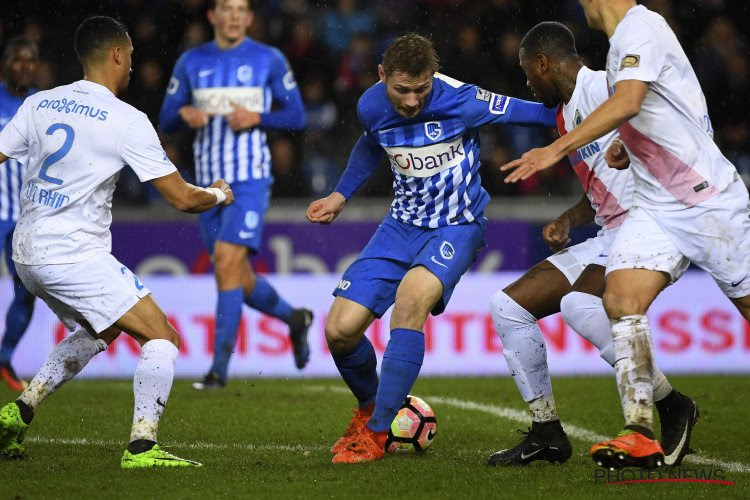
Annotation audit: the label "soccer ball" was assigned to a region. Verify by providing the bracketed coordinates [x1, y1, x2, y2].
[386, 395, 437, 453]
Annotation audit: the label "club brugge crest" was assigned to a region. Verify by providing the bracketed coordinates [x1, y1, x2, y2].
[237, 65, 253, 83]
[424, 121, 442, 141]
[440, 241, 455, 260]
[574, 109, 583, 127]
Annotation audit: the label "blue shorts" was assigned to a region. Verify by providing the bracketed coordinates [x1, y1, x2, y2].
[0, 221, 17, 276]
[198, 183, 270, 254]
[334, 215, 486, 317]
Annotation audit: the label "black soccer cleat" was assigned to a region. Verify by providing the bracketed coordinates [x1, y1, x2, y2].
[289, 308, 313, 370]
[191, 371, 226, 390]
[488, 420, 572, 466]
[656, 389, 699, 466]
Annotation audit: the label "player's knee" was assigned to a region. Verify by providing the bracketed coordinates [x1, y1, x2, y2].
[391, 294, 432, 329]
[324, 317, 358, 353]
[143, 311, 180, 348]
[603, 289, 646, 318]
[560, 291, 588, 327]
[490, 290, 535, 336]
[213, 252, 241, 279]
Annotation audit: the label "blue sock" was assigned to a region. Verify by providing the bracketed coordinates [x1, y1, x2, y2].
[245, 276, 294, 324]
[0, 279, 35, 365]
[367, 328, 425, 432]
[210, 288, 244, 381]
[331, 337, 379, 407]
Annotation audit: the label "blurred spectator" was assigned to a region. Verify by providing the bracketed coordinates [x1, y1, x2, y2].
[320, 0, 375, 56]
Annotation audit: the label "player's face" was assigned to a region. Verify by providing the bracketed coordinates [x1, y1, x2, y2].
[380, 67, 433, 118]
[209, 0, 253, 46]
[519, 49, 560, 108]
[4, 45, 38, 90]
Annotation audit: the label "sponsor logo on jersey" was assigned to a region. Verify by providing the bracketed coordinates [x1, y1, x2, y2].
[569, 141, 602, 164]
[35, 98, 109, 122]
[424, 121, 443, 141]
[440, 241, 455, 260]
[475, 88, 491, 102]
[619, 54, 640, 70]
[489, 94, 509, 115]
[198, 69, 214, 78]
[192, 87, 264, 114]
[337, 279, 351, 290]
[385, 136, 466, 178]
[237, 65, 253, 83]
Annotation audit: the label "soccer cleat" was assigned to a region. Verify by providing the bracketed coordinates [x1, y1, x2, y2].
[0, 364, 28, 392]
[330, 404, 375, 454]
[289, 308, 313, 370]
[656, 390, 699, 466]
[488, 420, 572, 466]
[331, 425, 387, 464]
[191, 371, 225, 390]
[121, 444, 202, 468]
[0, 402, 28, 457]
[590, 429, 664, 470]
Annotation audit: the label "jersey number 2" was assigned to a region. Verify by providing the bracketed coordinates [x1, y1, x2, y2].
[40, 123, 74, 185]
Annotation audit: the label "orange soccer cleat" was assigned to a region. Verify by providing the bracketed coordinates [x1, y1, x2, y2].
[330, 404, 374, 454]
[0, 364, 28, 392]
[590, 429, 665, 469]
[331, 425, 387, 464]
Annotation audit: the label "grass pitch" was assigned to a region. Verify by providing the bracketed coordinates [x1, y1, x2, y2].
[1, 376, 747, 499]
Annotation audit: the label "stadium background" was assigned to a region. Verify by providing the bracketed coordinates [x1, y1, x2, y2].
[1, 0, 748, 378]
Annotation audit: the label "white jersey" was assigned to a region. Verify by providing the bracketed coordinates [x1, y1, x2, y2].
[558, 67, 633, 229]
[0, 80, 176, 265]
[607, 5, 737, 210]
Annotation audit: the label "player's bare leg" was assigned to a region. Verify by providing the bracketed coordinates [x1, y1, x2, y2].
[489, 260, 573, 466]
[326, 297, 377, 454]
[591, 268, 669, 469]
[333, 266, 441, 463]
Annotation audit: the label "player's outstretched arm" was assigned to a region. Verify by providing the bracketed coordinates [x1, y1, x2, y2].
[542, 194, 595, 252]
[306, 192, 346, 224]
[501, 80, 648, 183]
[151, 172, 233, 213]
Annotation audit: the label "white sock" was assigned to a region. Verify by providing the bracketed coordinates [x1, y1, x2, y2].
[491, 291, 557, 420]
[130, 339, 178, 443]
[19, 329, 107, 411]
[611, 315, 654, 430]
[561, 292, 673, 401]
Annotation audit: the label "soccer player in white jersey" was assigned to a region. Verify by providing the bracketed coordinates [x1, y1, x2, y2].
[0, 16, 234, 468]
[307, 34, 558, 463]
[488, 21, 697, 468]
[502, 1, 750, 469]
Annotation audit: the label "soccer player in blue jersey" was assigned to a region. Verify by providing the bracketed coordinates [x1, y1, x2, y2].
[159, 0, 312, 389]
[306, 33, 557, 463]
[0, 37, 39, 391]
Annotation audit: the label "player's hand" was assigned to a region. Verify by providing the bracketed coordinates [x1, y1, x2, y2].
[542, 218, 571, 252]
[605, 138, 630, 170]
[211, 179, 234, 206]
[179, 105, 212, 129]
[306, 192, 346, 224]
[501, 144, 564, 183]
[226, 104, 261, 132]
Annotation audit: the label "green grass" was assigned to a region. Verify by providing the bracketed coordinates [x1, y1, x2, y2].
[1, 376, 748, 499]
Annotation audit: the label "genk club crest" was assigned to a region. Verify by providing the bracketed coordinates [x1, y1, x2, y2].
[424, 121, 443, 141]
[440, 241, 455, 260]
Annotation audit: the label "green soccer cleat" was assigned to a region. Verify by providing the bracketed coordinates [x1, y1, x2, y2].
[0, 402, 28, 457]
[121, 444, 203, 469]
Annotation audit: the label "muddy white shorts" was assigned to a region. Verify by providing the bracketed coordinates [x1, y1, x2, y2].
[15, 252, 151, 333]
[546, 228, 619, 285]
[607, 180, 750, 298]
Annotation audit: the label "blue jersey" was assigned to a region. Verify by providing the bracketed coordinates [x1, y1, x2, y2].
[357, 73, 555, 227]
[0, 82, 35, 222]
[159, 38, 305, 188]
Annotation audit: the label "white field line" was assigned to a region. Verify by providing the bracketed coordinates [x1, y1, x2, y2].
[306, 384, 750, 474]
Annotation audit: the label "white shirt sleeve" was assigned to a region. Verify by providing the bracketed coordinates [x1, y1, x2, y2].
[612, 20, 665, 84]
[119, 113, 177, 182]
[0, 100, 30, 159]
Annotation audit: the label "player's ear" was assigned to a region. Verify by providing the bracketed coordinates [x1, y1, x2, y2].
[537, 54, 549, 73]
[377, 64, 386, 82]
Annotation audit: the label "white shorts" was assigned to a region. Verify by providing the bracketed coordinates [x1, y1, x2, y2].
[16, 252, 151, 333]
[546, 228, 619, 285]
[607, 180, 750, 298]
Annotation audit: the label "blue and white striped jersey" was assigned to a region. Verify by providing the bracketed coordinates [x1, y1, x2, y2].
[0, 82, 35, 222]
[159, 38, 305, 188]
[357, 73, 556, 227]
